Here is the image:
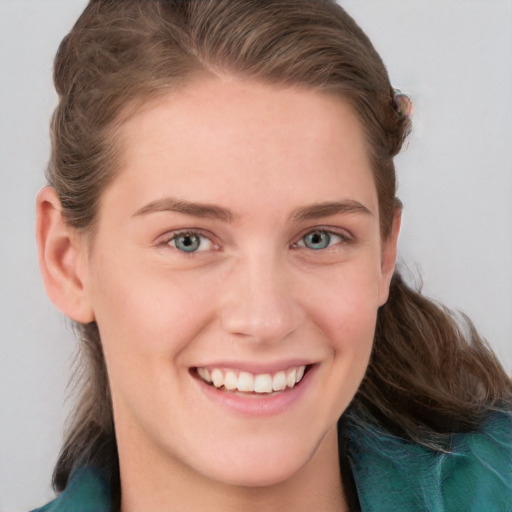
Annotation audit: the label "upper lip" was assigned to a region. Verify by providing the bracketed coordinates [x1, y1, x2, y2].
[191, 359, 317, 374]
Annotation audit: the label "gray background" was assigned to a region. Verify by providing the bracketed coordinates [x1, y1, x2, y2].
[1, 1, 511, 510]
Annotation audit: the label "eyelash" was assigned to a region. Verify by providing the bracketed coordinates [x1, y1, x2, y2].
[158, 227, 353, 254]
[292, 229, 352, 251]
[159, 230, 218, 254]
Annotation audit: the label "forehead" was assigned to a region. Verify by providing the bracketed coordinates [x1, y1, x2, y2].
[107, 77, 377, 217]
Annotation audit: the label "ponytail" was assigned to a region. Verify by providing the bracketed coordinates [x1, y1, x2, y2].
[353, 270, 512, 449]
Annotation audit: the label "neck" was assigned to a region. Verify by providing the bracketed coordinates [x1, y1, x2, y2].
[117, 426, 348, 512]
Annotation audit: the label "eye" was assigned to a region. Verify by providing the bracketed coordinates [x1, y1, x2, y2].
[167, 231, 214, 253]
[296, 229, 348, 250]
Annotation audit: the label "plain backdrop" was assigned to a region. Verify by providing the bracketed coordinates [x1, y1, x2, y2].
[1, 1, 511, 510]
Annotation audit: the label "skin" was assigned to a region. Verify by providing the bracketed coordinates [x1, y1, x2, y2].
[37, 77, 400, 512]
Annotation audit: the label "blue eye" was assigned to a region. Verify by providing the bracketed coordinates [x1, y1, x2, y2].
[296, 229, 349, 251]
[302, 230, 332, 250]
[170, 232, 212, 252]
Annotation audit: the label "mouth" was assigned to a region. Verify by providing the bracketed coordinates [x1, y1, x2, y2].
[192, 365, 311, 395]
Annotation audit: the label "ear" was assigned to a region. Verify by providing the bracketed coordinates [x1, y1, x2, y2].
[36, 186, 95, 323]
[378, 207, 402, 306]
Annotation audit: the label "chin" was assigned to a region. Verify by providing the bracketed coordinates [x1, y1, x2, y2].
[186, 428, 330, 489]
[205, 454, 310, 488]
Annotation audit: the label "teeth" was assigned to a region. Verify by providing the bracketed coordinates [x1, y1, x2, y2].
[272, 371, 287, 391]
[238, 371, 254, 392]
[197, 365, 307, 394]
[286, 368, 297, 388]
[211, 368, 223, 388]
[197, 367, 212, 383]
[224, 370, 238, 391]
[254, 374, 273, 393]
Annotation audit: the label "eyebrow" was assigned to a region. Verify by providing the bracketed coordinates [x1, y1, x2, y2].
[290, 200, 373, 222]
[132, 197, 372, 223]
[133, 197, 236, 222]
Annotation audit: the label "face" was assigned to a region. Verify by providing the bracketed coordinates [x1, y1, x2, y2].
[80, 77, 398, 489]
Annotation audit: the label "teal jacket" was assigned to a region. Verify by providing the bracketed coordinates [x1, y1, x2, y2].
[31, 412, 512, 512]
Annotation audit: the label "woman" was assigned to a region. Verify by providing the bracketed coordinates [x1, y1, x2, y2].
[33, 1, 511, 511]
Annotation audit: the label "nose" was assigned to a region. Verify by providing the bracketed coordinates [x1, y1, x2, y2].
[219, 251, 305, 344]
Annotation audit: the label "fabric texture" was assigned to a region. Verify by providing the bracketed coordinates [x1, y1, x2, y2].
[30, 412, 512, 512]
[345, 412, 512, 512]
[31, 467, 110, 512]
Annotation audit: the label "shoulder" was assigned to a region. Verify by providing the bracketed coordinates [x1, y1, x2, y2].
[345, 411, 512, 512]
[29, 467, 111, 512]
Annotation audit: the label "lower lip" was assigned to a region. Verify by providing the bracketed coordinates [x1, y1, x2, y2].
[193, 366, 316, 418]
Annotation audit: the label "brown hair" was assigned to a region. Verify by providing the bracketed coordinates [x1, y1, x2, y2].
[47, 0, 511, 501]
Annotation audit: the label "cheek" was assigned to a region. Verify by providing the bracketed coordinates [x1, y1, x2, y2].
[87, 253, 219, 372]
[321, 288, 377, 374]
[317, 281, 379, 412]
[301, 258, 381, 407]
[303, 258, 382, 347]
[88, 263, 222, 435]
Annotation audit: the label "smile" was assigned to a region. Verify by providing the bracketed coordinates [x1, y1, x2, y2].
[195, 365, 307, 394]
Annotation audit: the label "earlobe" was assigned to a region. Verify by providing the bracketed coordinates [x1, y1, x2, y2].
[378, 207, 402, 306]
[36, 186, 95, 323]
